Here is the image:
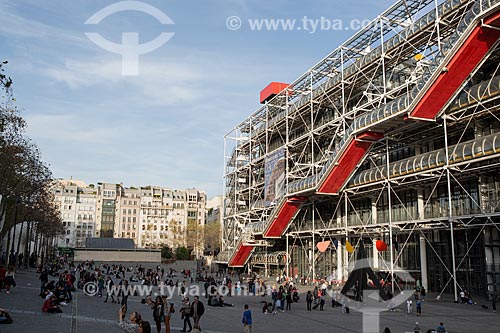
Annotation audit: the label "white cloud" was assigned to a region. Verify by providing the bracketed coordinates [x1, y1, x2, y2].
[0, 2, 86, 44]
[39, 48, 273, 109]
[25, 113, 126, 143]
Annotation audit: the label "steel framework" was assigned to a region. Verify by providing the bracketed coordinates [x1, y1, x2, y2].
[220, 0, 500, 301]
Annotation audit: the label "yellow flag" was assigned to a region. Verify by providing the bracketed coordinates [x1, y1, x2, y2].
[345, 240, 354, 253]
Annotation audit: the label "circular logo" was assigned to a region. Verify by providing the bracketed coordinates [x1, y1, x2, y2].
[83, 281, 99, 296]
[226, 16, 242, 30]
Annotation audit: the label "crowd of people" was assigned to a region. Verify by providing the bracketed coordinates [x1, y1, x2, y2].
[0, 253, 474, 333]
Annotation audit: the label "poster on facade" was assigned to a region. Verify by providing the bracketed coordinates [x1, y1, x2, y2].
[264, 148, 285, 207]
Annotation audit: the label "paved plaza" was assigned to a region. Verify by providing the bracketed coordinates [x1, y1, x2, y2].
[2, 268, 500, 333]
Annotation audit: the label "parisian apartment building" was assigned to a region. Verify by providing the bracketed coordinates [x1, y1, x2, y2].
[52, 180, 207, 255]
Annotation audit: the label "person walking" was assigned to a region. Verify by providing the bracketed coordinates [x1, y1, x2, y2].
[406, 299, 413, 314]
[190, 296, 205, 332]
[306, 291, 313, 311]
[242, 304, 252, 333]
[413, 321, 421, 333]
[180, 297, 192, 332]
[415, 299, 422, 316]
[104, 276, 116, 303]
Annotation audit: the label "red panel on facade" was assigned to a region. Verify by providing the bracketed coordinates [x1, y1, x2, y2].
[228, 243, 254, 267]
[411, 12, 500, 119]
[260, 82, 290, 104]
[318, 132, 383, 194]
[263, 197, 306, 238]
[356, 131, 384, 141]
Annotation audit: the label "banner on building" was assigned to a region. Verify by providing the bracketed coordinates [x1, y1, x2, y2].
[264, 148, 285, 207]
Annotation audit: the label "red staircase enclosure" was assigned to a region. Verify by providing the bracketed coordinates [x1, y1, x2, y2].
[410, 11, 500, 119]
[318, 131, 384, 194]
[263, 197, 307, 238]
[228, 242, 254, 267]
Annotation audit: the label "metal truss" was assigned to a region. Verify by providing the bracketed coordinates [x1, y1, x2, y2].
[221, 0, 500, 300]
[283, 54, 500, 299]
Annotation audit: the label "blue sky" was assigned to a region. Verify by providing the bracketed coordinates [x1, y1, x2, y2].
[0, 0, 394, 197]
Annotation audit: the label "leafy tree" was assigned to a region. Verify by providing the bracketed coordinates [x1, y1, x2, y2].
[161, 245, 173, 259]
[0, 61, 62, 257]
[175, 246, 190, 260]
[0, 61, 12, 90]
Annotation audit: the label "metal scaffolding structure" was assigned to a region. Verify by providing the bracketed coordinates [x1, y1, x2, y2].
[220, 0, 500, 301]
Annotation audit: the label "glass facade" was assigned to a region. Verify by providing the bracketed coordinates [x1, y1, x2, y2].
[100, 199, 116, 238]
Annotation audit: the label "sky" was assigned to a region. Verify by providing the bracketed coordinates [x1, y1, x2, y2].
[0, 0, 394, 198]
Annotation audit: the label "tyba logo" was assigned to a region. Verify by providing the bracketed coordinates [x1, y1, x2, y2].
[85, 1, 175, 75]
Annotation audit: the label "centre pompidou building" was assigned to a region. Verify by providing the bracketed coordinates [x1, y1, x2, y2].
[219, 0, 500, 300]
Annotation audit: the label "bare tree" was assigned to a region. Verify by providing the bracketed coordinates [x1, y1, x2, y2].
[204, 221, 221, 255]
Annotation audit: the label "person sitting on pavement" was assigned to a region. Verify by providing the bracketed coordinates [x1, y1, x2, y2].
[261, 301, 272, 314]
[208, 295, 234, 307]
[54, 284, 69, 305]
[218, 295, 234, 307]
[42, 295, 63, 313]
[0, 308, 13, 324]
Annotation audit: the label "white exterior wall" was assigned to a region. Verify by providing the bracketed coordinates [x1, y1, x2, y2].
[54, 181, 98, 248]
[54, 181, 207, 250]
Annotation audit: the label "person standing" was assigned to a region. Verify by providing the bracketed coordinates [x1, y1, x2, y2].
[242, 304, 252, 333]
[286, 290, 292, 311]
[121, 280, 130, 308]
[150, 296, 164, 333]
[306, 290, 313, 311]
[414, 321, 421, 333]
[319, 294, 325, 311]
[97, 274, 105, 297]
[204, 280, 209, 298]
[416, 299, 422, 316]
[190, 296, 205, 332]
[38, 268, 48, 296]
[180, 297, 192, 333]
[164, 302, 175, 333]
[4, 266, 15, 294]
[0, 265, 6, 292]
[118, 305, 141, 333]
